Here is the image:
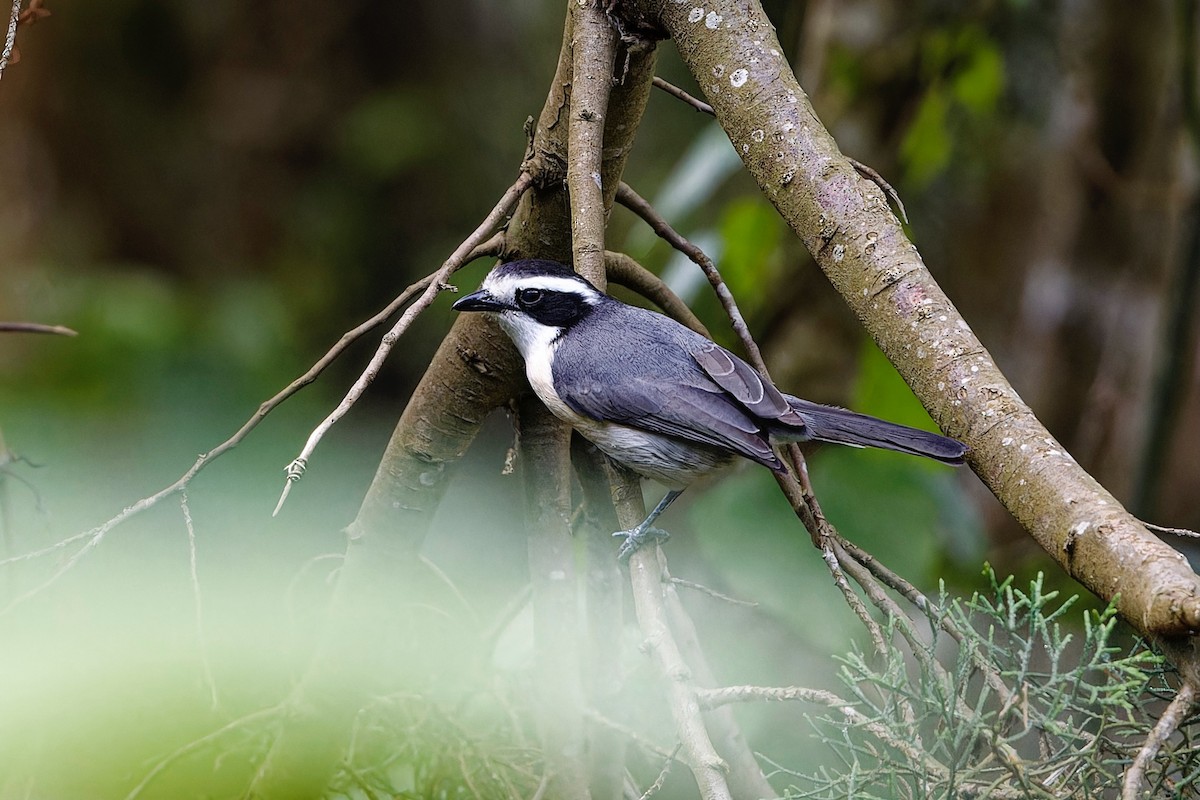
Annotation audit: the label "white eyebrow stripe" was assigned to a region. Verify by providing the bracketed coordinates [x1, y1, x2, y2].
[484, 274, 602, 303]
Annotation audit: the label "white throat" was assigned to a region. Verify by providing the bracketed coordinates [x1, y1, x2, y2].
[494, 312, 562, 362]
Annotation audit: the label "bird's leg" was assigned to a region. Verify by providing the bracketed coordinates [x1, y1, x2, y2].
[614, 489, 683, 562]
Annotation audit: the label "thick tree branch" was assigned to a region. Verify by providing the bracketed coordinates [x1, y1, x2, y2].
[639, 0, 1200, 639]
[568, 0, 617, 284]
[518, 395, 590, 800]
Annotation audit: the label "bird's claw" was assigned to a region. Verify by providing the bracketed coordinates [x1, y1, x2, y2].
[614, 525, 670, 562]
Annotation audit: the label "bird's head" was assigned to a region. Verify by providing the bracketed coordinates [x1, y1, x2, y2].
[452, 259, 604, 357]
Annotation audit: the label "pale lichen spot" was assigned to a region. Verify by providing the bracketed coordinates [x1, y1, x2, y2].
[705, 10, 722, 28]
[712, 64, 725, 78]
[688, 7, 704, 23]
[937, 381, 945, 391]
[750, 128, 764, 142]
[742, 143, 749, 153]
[1001, 437, 1013, 446]
[832, 244, 845, 262]
[730, 68, 749, 88]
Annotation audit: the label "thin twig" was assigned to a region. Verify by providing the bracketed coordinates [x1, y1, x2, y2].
[846, 157, 908, 225]
[0, 0, 19, 79]
[817, 526, 888, 658]
[0, 321, 78, 336]
[1122, 680, 1199, 800]
[669, 576, 757, 607]
[617, 182, 768, 373]
[181, 491, 219, 711]
[637, 743, 683, 800]
[1142, 521, 1200, 539]
[834, 530, 1014, 701]
[652, 76, 714, 116]
[273, 177, 529, 514]
[584, 708, 686, 764]
[697, 684, 941, 778]
[124, 704, 285, 800]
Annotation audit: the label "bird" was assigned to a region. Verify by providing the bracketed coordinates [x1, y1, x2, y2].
[452, 258, 967, 560]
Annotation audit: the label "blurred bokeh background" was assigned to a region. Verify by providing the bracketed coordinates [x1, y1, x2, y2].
[1, 0, 1198, 796]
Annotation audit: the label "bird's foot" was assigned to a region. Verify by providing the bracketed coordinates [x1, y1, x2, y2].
[614, 525, 670, 562]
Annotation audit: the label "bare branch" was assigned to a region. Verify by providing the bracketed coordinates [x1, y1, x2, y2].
[273, 174, 531, 514]
[1122, 680, 1199, 800]
[846, 157, 908, 225]
[0, 0, 19, 79]
[637, 744, 682, 800]
[668, 576, 757, 608]
[616, 181, 767, 374]
[181, 491, 219, 711]
[125, 704, 285, 800]
[625, 544, 732, 800]
[652, 76, 714, 115]
[640, 0, 1200, 639]
[584, 708, 684, 763]
[1142, 521, 1200, 539]
[0, 321, 77, 336]
[567, 0, 617, 285]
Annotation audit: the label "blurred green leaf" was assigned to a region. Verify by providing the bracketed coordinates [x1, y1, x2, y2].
[338, 91, 437, 178]
[903, 25, 1007, 186]
[952, 35, 1005, 116]
[717, 197, 785, 315]
[900, 86, 952, 186]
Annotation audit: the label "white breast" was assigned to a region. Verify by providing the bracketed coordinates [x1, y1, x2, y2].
[495, 310, 737, 487]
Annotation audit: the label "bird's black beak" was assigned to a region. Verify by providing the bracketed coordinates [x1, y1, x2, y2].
[452, 289, 506, 313]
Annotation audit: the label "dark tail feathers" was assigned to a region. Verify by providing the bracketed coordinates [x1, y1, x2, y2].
[782, 397, 968, 465]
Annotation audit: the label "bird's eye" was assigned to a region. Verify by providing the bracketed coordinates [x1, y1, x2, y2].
[516, 288, 544, 306]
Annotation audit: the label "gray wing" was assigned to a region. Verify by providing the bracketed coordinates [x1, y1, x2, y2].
[552, 308, 784, 471]
[691, 340, 807, 428]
